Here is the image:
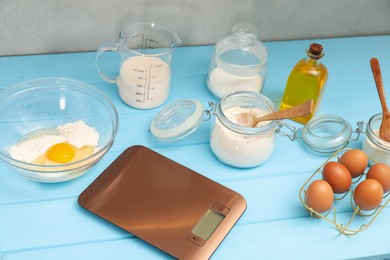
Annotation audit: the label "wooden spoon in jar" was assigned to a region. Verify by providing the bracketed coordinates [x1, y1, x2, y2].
[370, 58, 390, 142]
[235, 99, 314, 127]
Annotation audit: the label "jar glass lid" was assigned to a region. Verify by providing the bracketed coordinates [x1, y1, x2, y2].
[301, 114, 352, 153]
[215, 22, 267, 76]
[150, 99, 204, 141]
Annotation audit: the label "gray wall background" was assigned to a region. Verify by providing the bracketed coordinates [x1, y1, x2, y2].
[1, 0, 389, 56]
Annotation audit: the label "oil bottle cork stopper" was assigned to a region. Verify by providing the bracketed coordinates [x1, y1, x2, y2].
[307, 43, 324, 59]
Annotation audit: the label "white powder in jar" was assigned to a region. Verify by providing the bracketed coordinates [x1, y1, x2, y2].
[362, 129, 390, 165]
[9, 120, 99, 163]
[210, 106, 275, 167]
[207, 66, 263, 98]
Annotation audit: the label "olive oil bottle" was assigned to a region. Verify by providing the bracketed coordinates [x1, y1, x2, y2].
[280, 43, 328, 124]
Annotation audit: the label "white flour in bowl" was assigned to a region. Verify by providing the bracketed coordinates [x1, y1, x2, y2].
[9, 121, 99, 163]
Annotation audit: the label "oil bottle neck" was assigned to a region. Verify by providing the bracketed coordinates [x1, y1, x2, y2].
[304, 43, 324, 66]
[305, 56, 321, 66]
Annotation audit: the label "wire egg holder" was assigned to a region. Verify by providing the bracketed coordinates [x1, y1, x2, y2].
[299, 148, 390, 236]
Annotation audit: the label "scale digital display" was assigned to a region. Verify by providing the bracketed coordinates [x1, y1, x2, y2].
[187, 202, 231, 247]
[192, 209, 225, 240]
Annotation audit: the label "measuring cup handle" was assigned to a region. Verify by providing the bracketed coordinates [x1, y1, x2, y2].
[95, 42, 119, 84]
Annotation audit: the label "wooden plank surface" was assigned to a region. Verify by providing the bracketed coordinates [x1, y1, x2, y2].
[1, 35, 390, 259]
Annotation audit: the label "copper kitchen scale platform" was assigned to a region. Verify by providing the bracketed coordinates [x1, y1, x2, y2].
[78, 145, 246, 259]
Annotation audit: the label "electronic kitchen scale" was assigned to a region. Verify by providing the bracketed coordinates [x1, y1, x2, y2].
[78, 145, 246, 259]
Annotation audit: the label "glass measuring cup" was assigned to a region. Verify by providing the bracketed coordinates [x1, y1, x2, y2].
[96, 22, 182, 109]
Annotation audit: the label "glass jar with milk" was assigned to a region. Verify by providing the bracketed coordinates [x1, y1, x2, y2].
[207, 22, 268, 99]
[96, 22, 181, 109]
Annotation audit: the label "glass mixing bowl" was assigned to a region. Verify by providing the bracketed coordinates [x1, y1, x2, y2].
[0, 77, 119, 182]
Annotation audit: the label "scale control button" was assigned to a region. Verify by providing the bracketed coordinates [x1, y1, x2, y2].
[212, 202, 230, 215]
[187, 234, 206, 247]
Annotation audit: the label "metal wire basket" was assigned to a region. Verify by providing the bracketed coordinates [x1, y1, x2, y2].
[299, 148, 390, 235]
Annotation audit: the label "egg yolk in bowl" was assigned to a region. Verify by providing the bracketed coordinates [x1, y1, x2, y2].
[33, 142, 95, 165]
[46, 143, 75, 163]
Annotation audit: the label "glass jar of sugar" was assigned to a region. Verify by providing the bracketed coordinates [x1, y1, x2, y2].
[362, 113, 390, 165]
[207, 22, 268, 99]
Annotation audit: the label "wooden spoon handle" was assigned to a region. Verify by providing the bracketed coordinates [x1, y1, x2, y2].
[255, 99, 314, 123]
[370, 58, 389, 114]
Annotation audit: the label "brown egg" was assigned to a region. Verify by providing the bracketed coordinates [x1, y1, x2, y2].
[366, 163, 390, 193]
[339, 149, 368, 178]
[353, 179, 383, 211]
[322, 161, 352, 194]
[305, 180, 334, 213]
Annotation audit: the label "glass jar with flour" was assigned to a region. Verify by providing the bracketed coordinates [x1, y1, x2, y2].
[150, 91, 277, 168]
[209, 92, 277, 167]
[207, 22, 268, 99]
[362, 113, 390, 165]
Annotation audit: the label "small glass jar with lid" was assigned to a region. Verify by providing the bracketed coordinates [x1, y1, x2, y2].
[207, 22, 268, 99]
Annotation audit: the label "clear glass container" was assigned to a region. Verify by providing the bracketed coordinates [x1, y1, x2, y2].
[151, 91, 276, 168]
[207, 22, 268, 99]
[0, 77, 119, 182]
[301, 114, 352, 153]
[210, 92, 276, 167]
[96, 22, 182, 109]
[362, 113, 390, 165]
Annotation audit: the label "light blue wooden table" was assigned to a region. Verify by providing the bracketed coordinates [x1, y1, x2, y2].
[1, 36, 390, 259]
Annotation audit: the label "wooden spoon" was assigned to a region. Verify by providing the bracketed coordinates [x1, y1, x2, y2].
[235, 99, 314, 127]
[370, 58, 390, 142]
